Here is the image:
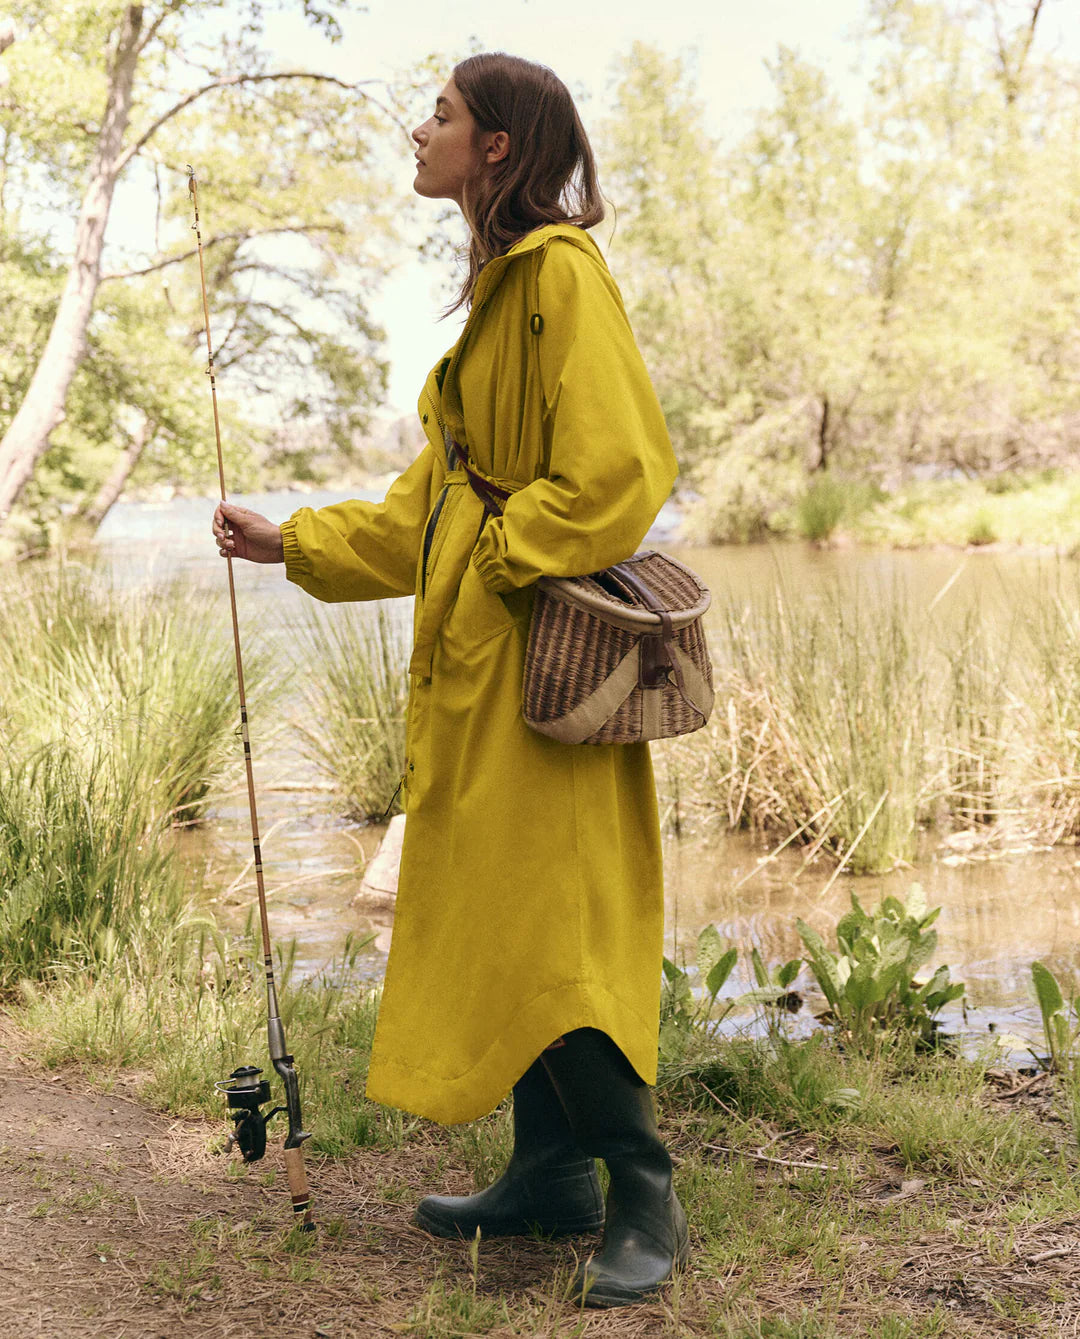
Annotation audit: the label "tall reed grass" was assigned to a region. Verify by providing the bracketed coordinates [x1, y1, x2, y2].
[0, 560, 275, 987]
[0, 742, 200, 988]
[654, 568, 1080, 872]
[700, 583, 932, 873]
[0, 561, 275, 826]
[292, 603, 409, 820]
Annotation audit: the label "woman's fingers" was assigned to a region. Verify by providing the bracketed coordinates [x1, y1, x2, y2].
[212, 504, 233, 554]
[209, 503, 284, 564]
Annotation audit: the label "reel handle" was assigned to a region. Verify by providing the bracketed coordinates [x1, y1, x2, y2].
[283, 1146, 315, 1231]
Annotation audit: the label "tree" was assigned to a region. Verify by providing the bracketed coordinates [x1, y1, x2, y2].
[0, 1, 405, 542]
[602, 44, 878, 539]
[601, 5, 1080, 541]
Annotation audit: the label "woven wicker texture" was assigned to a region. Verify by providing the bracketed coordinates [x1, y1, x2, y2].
[522, 552, 714, 745]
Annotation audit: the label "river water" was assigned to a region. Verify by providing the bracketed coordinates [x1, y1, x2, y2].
[93, 490, 1080, 1054]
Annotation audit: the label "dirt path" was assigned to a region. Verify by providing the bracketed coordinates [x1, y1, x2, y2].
[0, 1039, 671, 1338]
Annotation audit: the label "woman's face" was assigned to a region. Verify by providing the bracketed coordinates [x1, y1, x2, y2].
[412, 78, 503, 207]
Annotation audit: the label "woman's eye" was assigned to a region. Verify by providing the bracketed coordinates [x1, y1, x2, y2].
[433, 114, 447, 125]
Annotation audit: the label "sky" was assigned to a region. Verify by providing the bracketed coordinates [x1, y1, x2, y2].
[262, 0, 878, 415]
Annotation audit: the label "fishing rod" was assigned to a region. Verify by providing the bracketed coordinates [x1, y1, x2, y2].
[187, 165, 314, 1232]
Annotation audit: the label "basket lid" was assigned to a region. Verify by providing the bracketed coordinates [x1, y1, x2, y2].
[537, 551, 711, 632]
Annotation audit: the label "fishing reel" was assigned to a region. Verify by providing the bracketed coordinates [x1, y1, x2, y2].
[216, 1064, 287, 1163]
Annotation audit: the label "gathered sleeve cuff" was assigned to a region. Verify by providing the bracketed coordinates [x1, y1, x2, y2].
[282, 443, 444, 603]
[470, 240, 677, 595]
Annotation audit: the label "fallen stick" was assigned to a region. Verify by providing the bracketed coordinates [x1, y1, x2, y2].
[705, 1141, 839, 1173]
[1025, 1246, 1073, 1264]
[994, 1071, 1053, 1099]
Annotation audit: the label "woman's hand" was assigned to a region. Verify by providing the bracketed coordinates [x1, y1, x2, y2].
[212, 502, 285, 564]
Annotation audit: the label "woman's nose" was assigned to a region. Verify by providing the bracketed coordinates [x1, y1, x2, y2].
[412, 123, 425, 146]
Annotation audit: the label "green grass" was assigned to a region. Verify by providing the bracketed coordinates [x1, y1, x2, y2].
[0, 560, 276, 826]
[653, 566, 1080, 870]
[795, 474, 882, 544]
[706, 579, 933, 873]
[845, 468, 1080, 551]
[11, 911, 1080, 1334]
[292, 602, 409, 820]
[0, 741, 201, 989]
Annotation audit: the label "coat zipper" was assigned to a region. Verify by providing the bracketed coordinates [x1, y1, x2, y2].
[420, 485, 450, 596]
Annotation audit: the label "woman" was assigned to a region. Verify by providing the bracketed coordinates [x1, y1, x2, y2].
[212, 53, 686, 1308]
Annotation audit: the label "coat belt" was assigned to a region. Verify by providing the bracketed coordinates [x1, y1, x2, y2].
[409, 467, 523, 680]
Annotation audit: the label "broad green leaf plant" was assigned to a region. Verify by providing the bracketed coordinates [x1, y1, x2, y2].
[660, 925, 794, 1062]
[1030, 961, 1080, 1145]
[797, 886, 965, 1054]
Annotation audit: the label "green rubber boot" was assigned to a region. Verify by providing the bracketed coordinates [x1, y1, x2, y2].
[414, 1057, 604, 1239]
[542, 1029, 689, 1308]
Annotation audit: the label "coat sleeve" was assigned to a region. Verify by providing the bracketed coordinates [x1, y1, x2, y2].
[470, 239, 677, 594]
[281, 442, 444, 603]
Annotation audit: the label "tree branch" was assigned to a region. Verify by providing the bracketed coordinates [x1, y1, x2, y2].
[135, 1, 181, 57]
[99, 223, 346, 281]
[1014, 0, 1045, 90]
[116, 71, 407, 174]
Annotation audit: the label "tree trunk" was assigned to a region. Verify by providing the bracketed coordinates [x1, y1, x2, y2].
[77, 415, 155, 531]
[815, 395, 830, 472]
[0, 5, 143, 528]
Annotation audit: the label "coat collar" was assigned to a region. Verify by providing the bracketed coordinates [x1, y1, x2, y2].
[471, 223, 601, 303]
[436, 224, 604, 446]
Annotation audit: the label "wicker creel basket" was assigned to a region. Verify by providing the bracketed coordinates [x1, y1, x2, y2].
[522, 551, 714, 746]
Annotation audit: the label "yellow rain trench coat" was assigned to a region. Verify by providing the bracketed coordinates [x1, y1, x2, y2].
[281, 223, 678, 1124]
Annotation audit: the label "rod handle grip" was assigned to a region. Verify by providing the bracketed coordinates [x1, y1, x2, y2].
[283, 1145, 315, 1232]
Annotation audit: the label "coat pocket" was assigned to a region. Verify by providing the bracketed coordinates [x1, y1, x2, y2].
[442, 559, 522, 653]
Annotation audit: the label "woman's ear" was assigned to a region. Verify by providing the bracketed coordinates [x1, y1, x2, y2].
[484, 130, 510, 165]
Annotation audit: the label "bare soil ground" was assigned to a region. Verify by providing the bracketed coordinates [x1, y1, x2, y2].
[0, 1034, 662, 1338]
[4, 1032, 1080, 1338]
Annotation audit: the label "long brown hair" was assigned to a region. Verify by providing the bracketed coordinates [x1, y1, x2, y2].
[449, 53, 604, 311]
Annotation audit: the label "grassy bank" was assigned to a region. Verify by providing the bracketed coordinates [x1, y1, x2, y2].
[775, 468, 1080, 552]
[7, 929, 1080, 1335]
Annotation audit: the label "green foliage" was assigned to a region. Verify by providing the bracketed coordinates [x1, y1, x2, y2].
[0, 1, 399, 539]
[0, 560, 280, 988]
[0, 743, 199, 990]
[795, 474, 849, 543]
[0, 562, 275, 824]
[796, 888, 965, 1054]
[1026, 959, 1080, 1148]
[602, 10, 1080, 533]
[660, 926, 788, 1063]
[293, 603, 409, 820]
[794, 475, 883, 543]
[965, 509, 998, 547]
[661, 1032, 862, 1129]
[1031, 961, 1073, 1074]
[749, 946, 804, 1041]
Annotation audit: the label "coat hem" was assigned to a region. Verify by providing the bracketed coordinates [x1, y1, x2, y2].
[365, 978, 660, 1126]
